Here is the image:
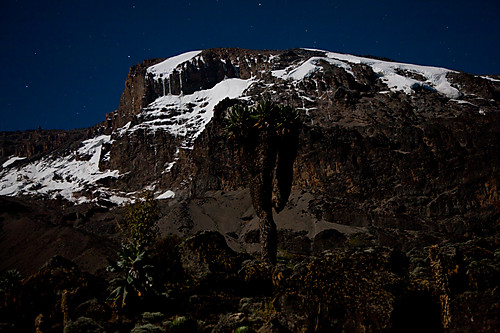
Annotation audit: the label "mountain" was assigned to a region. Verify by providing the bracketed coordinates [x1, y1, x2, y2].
[2, 46, 498, 215]
[1, 47, 499, 332]
[0, 48, 499, 253]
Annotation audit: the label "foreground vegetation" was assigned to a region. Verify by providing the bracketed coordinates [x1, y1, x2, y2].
[0, 223, 498, 332]
[0, 189, 498, 332]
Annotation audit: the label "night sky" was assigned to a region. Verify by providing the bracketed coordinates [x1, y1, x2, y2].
[1, 0, 499, 131]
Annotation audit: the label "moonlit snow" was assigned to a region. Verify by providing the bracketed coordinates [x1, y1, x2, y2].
[0, 48, 469, 204]
[0, 135, 125, 204]
[273, 49, 461, 99]
[2, 156, 26, 168]
[146, 50, 202, 80]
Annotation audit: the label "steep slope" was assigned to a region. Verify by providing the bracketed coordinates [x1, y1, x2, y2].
[1, 48, 499, 242]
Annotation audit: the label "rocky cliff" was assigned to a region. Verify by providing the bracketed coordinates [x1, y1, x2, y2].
[102, 48, 500, 244]
[1, 47, 499, 255]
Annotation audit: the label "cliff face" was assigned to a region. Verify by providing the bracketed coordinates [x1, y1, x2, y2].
[104, 49, 281, 132]
[187, 83, 499, 241]
[0, 128, 91, 162]
[105, 58, 164, 131]
[1, 48, 499, 239]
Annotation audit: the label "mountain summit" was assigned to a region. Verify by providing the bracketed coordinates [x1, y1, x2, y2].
[1, 48, 498, 207]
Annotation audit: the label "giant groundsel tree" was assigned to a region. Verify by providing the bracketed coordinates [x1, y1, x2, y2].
[225, 100, 301, 264]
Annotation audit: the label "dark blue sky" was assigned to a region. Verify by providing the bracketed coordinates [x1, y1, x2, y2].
[1, 0, 499, 131]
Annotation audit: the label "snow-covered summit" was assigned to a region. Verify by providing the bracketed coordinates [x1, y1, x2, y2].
[272, 48, 461, 98]
[1, 47, 497, 205]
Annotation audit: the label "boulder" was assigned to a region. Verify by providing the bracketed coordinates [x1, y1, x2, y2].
[179, 231, 246, 284]
[311, 229, 346, 254]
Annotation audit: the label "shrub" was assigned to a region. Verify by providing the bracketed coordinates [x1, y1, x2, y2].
[107, 244, 155, 309]
[164, 316, 198, 333]
[63, 317, 104, 333]
[131, 323, 166, 333]
[234, 326, 256, 333]
[118, 192, 159, 250]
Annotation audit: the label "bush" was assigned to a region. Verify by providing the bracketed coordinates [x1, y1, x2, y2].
[107, 244, 155, 309]
[63, 317, 104, 333]
[131, 323, 166, 333]
[118, 192, 159, 250]
[164, 316, 198, 333]
[234, 326, 256, 333]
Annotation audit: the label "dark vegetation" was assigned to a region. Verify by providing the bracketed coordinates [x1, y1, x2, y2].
[224, 100, 301, 264]
[0, 192, 499, 332]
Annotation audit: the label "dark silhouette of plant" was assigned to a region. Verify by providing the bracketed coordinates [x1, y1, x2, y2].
[108, 192, 160, 310]
[224, 100, 301, 264]
[0, 269, 22, 313]
[107, 243, 156, 310]
[117, 192, 159, 250]
[0, 269, 22, 294]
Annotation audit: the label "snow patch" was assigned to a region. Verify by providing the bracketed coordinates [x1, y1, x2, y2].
[299, 48, 461, 98]
[324, 50, 460, 98]
[2, 156, 26, 168]
[481, 75, 500, 83]
[146, 51, 202, 80]
[124, 78, 254, 149]
[272, 57, 353, 81]
[450, 99, 476, 106]
[156, 190, 175, 200]
[0, 135, 122, 203]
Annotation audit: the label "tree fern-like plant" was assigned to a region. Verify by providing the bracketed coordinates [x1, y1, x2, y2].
[274, 104, 301, 213]
[108, 192, 160, 310]
[252, 99, 278, 130]
[0, 269, 22, 294]
[224, 104, 254, 139]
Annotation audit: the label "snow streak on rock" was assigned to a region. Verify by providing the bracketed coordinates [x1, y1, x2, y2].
[272, 56, 354, 80]
[120, 78, 254, 149]
[0, 135, 125, 204]
[2, 156, 26, 168]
